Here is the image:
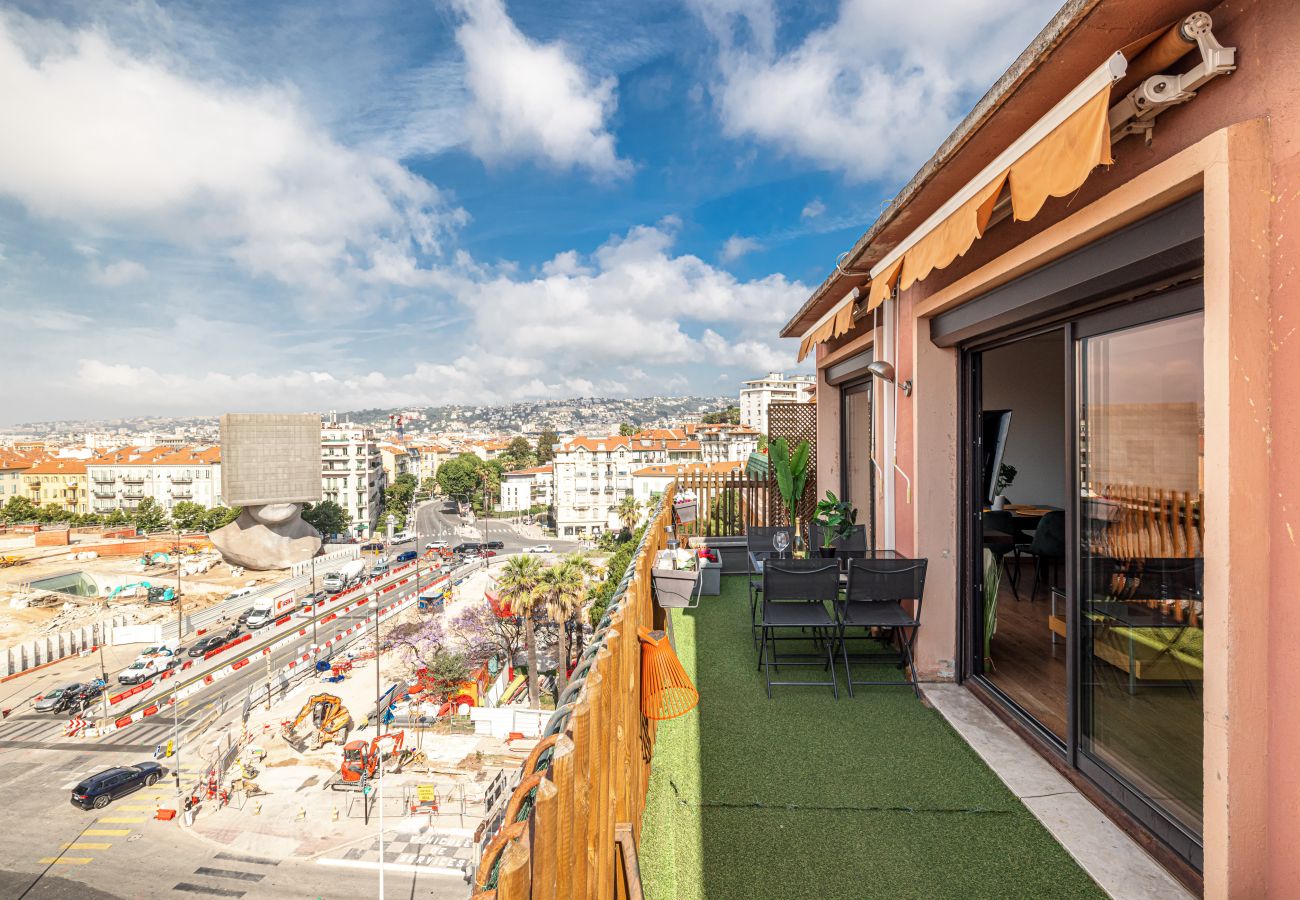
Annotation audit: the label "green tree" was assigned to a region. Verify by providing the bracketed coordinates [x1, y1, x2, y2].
[203, 506, 241, 531]
[388, 473, 418, 506]
[587, 524, 646, 626]
[302, 500, 350, 536]
[616, 495, 641, 533]
[104, 508, 130, 527]
[618, 423, 636, 437]
[420, 476, 438, 496]
[436, 454, 483, 499]
[131, 497, 168, 532]
[701, 406, 741, 425]
[535, 428, 559, 464]
[496, 554, 545, 708]
[171, 501, 208, 533]
[0, 496, 38, 524]
[498, 437, 537, 472]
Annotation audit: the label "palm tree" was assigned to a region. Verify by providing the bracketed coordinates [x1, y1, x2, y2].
[540, 562, 584, 695]
[496, 554, 544, 707]
[616, 495, 641, 534]
[560, 553, 598, 668]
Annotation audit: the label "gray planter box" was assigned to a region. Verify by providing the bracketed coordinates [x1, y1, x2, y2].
[652, 567, 701, 608]
[699, 558, 722, 595]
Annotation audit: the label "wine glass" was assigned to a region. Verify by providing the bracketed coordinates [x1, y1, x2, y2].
[773, 530, 790, 559]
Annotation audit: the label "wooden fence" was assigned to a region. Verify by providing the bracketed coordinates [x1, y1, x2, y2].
[672, 470, 770, 537]
[472, 489, 673, 899]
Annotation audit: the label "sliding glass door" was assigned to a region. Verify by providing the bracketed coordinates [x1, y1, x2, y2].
[842, 379, 875, 550]
[1076, 309, 1205, 851]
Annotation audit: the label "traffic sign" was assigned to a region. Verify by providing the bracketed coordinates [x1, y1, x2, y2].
[417, 784, 436, 802]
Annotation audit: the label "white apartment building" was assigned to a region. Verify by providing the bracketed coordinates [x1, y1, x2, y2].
[498, 465, 554, 512]
[86, 446, 223, 513]
[739, 372, 816, 433]
[377, 442, 412, 484]
[553, 433, 706, 537]
[321, 423, 386, 538]
[694, 424, 761, 463]
[631, 460, 746, 506]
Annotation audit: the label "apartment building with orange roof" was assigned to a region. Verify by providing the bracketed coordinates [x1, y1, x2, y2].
[22, 457, 89, 514]
[630, 460, 745, 506]
[85, 445, 223, 514]
[498, 464, 554, 513]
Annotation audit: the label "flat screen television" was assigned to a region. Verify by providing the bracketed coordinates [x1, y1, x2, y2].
[981, 409, 1013, 506]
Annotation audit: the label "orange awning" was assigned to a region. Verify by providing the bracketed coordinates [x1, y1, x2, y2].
[797, 287, 859, 362]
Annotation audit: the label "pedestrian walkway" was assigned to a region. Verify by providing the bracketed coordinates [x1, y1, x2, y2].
[35, 784, 170, 870]
[172, 850, 279, 898]
[320, 823, 473, 876]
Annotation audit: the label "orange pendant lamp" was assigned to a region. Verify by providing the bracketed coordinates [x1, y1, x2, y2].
[638, 627, 699, 720]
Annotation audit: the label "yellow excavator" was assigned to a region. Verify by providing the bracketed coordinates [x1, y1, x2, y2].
[282, 694, 352, 752]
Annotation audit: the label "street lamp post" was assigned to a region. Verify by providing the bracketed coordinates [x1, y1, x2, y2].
[173, 525, 183, 796]
[311, 555, 318, 661]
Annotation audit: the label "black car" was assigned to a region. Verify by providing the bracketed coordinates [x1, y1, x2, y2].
[453, 542, 482, 554]
[188, 632, 232, 657]
[238, 606, 255, 625]
[70, 762, 165, 810]
[485, 540, 505, 550]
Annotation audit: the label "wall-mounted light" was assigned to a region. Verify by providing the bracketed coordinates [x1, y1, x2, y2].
[867, 360, 912, 397]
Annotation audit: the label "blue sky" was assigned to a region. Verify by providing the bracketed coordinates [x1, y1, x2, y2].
[0, 0, 1059, 423]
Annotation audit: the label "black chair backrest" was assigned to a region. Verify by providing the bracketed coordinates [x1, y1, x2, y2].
[843, 558, 928, 604]
[982, 510, 1015, 534]
[762, 559, 840, 603]
[1029, 511, 1066, 558]
[808, 522, 868, 553]
[747, 525, 794, 554]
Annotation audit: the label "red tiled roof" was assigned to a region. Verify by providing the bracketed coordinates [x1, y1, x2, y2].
[631, 461, 744, 477]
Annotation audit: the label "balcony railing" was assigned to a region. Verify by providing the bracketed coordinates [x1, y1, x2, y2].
[171, 490, 193, 499]
[472, 491, 672, 896]
[122, 490, 145, 499]
[122, 475, 145, 484]
[92, 475, 115, 484]
[170, 475, 193, 484]
[92, 488, 116, 498]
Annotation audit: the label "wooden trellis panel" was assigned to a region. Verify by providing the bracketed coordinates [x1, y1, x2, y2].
[767, 401, 818, 529]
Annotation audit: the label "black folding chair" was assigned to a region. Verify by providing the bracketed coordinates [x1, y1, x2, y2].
[746, 526, 793, 648]
[836, 558, 928, 698]
[757, 559, 841, 699]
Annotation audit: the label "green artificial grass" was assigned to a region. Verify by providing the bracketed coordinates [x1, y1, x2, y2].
[639, 575, 1105, 900]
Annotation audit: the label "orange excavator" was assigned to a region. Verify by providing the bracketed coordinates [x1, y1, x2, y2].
[336, 730, 420, 788]
[282, 694, 352, 752]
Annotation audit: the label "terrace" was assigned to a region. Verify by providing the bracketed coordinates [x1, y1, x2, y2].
[470, 482, 1146, 899]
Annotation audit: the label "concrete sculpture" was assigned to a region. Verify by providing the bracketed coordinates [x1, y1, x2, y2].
[210, 502, 321, 570]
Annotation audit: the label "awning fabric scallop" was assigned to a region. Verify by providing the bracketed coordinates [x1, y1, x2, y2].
[797, 289, 858, 362]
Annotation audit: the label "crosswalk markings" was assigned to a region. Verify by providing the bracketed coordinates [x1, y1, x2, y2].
[39, 857, 93, 865]
[213, 851, 279, 866]
[83, 829, 130, 836]
[194, 867, 264, 882]
[172, 884, 245, 897]
[99, 816, 144, 823]
[62, 842, 111, 850]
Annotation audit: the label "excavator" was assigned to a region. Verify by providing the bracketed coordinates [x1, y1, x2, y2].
[104, 581, 176, 604]
[282, 694, 353, 752]
[333, 730, 426, 789]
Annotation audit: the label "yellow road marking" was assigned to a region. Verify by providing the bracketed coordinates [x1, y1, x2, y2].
[62, 842, 111, 850]
[117, 804, 154, 810]
[83, 829, 129, 836]
[39, 857, 92, 865]
[98, 816, 143, 823]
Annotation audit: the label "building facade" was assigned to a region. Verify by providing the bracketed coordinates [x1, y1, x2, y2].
[321, 424, 386, 538]
[739, 372, 815, 433]
[498, 464, 554, 512]
[782, 3, 1297, 893]
[86, 446, 222, 513]
[22, 459, 88, 514]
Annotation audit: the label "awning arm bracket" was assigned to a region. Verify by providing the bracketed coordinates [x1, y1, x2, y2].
[1109, 12, 1236, 147]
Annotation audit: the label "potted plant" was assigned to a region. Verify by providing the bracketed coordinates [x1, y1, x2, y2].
[992, 463, 1017, 510]
[770, 438, 811, 553]
[813, 491, 857, 558]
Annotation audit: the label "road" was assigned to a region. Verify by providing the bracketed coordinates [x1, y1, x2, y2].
[0, 565, 471, 899]
[412, 499, 576, 557]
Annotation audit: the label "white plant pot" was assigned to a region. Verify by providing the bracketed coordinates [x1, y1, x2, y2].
[992, 494, 1008, 510]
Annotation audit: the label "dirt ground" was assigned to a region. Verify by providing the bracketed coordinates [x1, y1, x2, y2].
[0, 534, 289, 646]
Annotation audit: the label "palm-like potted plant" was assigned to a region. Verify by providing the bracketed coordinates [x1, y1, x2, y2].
[813, 491, 857, 558]
[770, 438, 811, 552]
[992, 463, 1017, 510]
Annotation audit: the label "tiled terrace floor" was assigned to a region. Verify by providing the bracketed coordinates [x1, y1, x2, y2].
[640, 575, 1106, 900]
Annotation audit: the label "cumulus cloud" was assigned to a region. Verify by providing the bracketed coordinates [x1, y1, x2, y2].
[801, 198, 826, 220]
[450, 0, 630, 178]
[0, 14, 466, 297]
[720, 234, 760, 262]
[688, 0, 1058, 179]
[89, 259, 148, 286]
[48, 220, 808, 419]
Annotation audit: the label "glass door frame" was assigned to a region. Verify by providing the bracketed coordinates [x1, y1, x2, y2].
[840, 376, 876, 552]
[957, 280, 1205, 868]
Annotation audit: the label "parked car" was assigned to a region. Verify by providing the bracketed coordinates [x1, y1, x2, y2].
[132, 640, 181, 666]
[223, 586, 256, 603]
[453, 542, 481, 554]
[70, 762, 165, 810]
[394, 550, 417, 564]
[35, 683, 88, 713]
[117, 656, 175, 685]
[360, 542, 384, 553]
[485, 540, 505, 550]
[427, 540, 449, 550]
[480, 549, 497, 558]
[370, 559, 391, 578]
[525, 544, 553, 554]
[238, 606, 256, 625]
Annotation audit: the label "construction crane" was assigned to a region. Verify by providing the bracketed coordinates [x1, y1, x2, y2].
[282, 694, 353, 752]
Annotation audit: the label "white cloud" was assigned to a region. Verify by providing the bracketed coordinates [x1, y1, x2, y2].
[0, 14, 466, 297]
[53, 220, 806, 418]
[89, 259, 148, 286]
[450, 0, 630, 178]
[720, 234, 761, 262]
[801, 198, 826, 220]
[688, 0, 1058, 179]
